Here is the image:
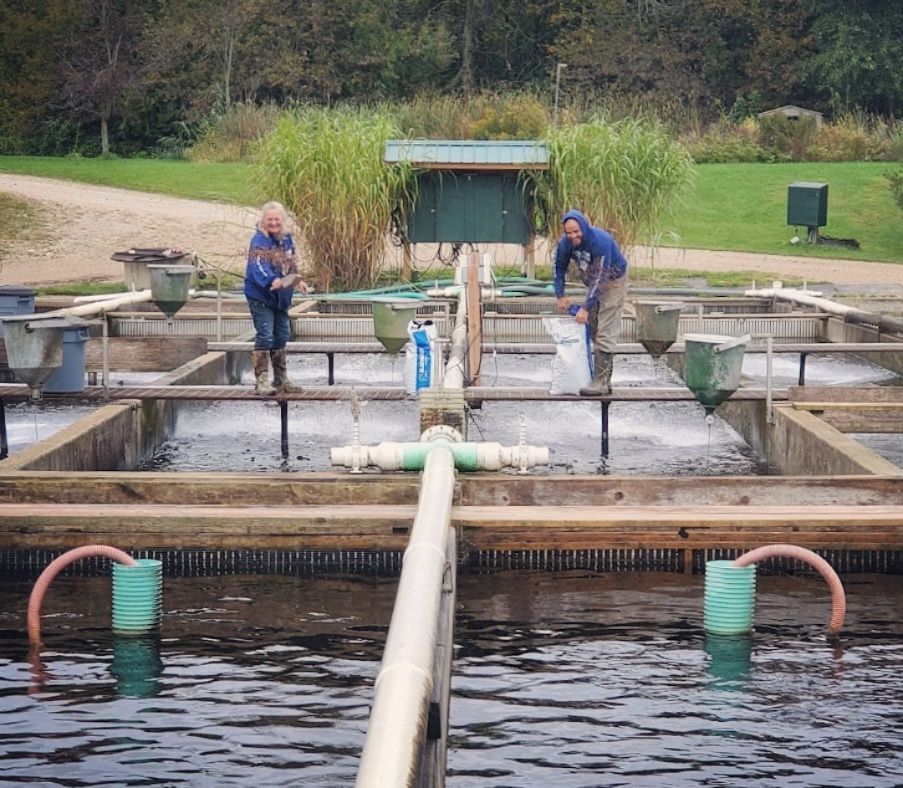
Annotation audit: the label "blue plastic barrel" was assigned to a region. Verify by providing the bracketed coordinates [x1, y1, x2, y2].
[43, 318, 90, 393]
[0, 285, 36, 337]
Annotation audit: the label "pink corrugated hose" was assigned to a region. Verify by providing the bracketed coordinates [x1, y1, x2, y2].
[733, 544, 846, 634]
[27, 545, 137, 645]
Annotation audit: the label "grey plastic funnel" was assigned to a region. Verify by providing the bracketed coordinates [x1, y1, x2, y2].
[634, 301, 684, 358]
[1, 315, 70, 397]
[149, 264, 195, 318]
[683, 333, 750, 414]
[372, 298, 419, 354]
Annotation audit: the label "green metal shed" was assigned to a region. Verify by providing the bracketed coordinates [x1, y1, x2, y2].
[384, 140, 549, 247]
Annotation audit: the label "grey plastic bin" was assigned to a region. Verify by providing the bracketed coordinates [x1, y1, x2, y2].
[0, 285, 36, 337]
[43, 318, 91, 393]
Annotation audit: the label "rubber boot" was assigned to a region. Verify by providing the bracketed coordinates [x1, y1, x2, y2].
[270, 348, 295, 393]
[252, 350, 276, 395]
[580, 351, 613, 396]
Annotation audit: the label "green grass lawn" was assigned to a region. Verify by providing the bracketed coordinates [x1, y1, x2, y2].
[0, 156, 253, 204]
[671, 162, 902, 264]
[1, 156, 900, 264]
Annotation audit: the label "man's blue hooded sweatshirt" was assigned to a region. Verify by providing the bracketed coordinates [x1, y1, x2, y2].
[553, 210, 628, 311]
[244, 229, 296, 310]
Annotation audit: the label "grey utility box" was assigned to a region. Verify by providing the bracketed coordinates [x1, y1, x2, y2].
[787, 182, 828, 228]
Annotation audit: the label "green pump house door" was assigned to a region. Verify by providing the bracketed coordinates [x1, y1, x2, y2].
[408, 172, 533, 244]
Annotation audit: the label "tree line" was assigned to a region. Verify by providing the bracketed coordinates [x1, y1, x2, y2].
[1, 0, 900, 156]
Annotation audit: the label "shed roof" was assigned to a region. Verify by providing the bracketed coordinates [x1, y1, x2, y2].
[759, 105, 824, 118]
[384, 140, 549, 170]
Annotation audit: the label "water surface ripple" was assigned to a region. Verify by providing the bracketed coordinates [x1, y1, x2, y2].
[1, 573, 901, 786]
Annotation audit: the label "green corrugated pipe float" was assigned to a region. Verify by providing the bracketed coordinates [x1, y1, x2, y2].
[112, 559, 163, 635]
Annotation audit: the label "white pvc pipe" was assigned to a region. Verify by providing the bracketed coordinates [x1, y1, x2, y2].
[714, 333, 752, 353]
[355, 444, 456, 788]
[744, 288, 856, 317]
[72, 292, 134, 304]
[39, 290, 155, 318]
[331, 440, 549, 471]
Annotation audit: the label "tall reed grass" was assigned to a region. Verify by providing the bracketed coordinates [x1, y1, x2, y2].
[532, 117, 694, 249]
[186, 102, 281, 163]
[255, 107, 417, 292]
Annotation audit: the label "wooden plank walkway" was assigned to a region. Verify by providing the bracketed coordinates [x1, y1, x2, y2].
[205, 340, 903, 356]
[0, 384, 788, 403]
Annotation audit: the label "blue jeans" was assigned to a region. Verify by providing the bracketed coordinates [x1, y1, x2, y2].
[248, 298, 290, 350]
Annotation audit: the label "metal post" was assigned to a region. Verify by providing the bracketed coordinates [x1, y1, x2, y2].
[327, 352, 335, 386]
[403, 242, 413, 283]
[0, 399, 8, 460]
[600, 400, 610, 458]
[280, 400, 289, 459]
[798, 352, 808, 386]
[553, 62, 567, 126]
[766, 335, 774, 425]
[216, 269, 223, 343]
[102, 313, 110, 402]
[523, 235, 536, 279]
[466, 254, 482, 387]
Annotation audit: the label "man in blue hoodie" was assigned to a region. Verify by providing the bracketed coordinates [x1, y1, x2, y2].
[553, 209, 629, 396]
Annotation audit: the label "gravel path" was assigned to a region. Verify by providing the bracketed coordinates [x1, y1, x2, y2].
[1, 173, 901, 291]
[0, 174, 256, 286]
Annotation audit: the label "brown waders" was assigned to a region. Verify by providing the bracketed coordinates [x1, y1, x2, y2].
[579, 276, 627, 397]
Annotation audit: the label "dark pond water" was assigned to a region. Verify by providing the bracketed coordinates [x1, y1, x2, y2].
[1, 572, 901, 786]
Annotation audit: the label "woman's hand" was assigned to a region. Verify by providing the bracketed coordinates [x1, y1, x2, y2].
[574, 307, 589, 324]
[270, 277, 283, 290]
[297, 280, 310, 294]
[556, 296, 569, 311]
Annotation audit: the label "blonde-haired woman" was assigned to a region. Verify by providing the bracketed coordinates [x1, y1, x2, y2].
[244, 201, 309, 395]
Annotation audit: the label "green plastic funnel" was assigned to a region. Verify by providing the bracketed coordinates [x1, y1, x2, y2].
[683, 333, 750, 414]
[149, 264, 195, 318]
[634, 301, 684, 359]
[371, 298, 419, 354]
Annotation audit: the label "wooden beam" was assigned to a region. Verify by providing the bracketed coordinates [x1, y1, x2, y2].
[1, 502, 899, 553]
[84, 337, 209, 372]
[1, 472, 900, 507]
[817, 410, 903, 434]
[790, 386, 903, 404]
[0, 472, 423, 506]
[792, 402, 903, 411]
